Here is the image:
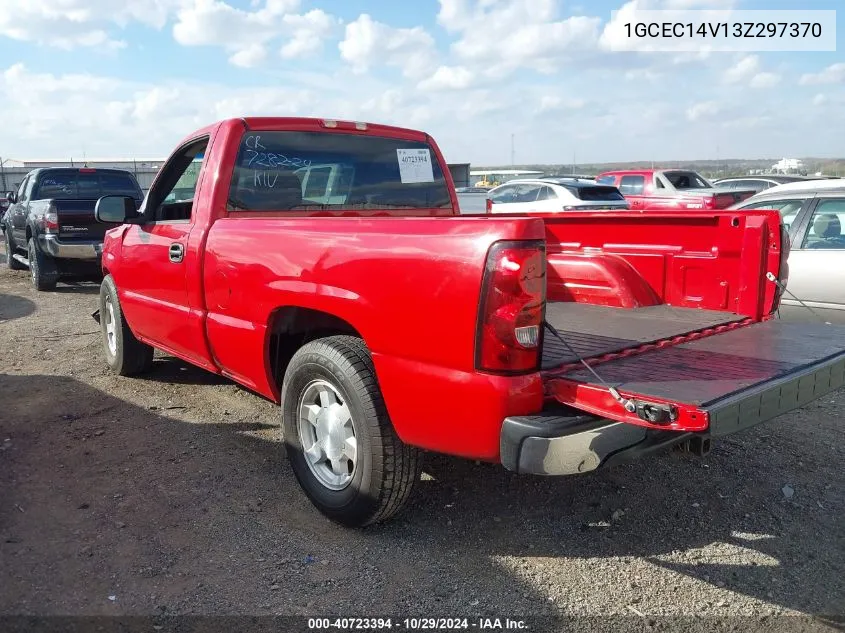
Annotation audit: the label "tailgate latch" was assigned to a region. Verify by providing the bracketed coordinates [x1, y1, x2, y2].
[634, 401, 678, 425]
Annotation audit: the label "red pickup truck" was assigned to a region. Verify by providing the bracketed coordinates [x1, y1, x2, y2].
[597, 169, 755, 210]
[92, 117, 845, 527]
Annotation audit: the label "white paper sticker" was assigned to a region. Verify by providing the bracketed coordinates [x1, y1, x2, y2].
[396, 149, 434, 184]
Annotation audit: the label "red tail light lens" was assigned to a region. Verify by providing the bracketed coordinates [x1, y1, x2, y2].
[486, 198, 493, 214]
[42, 208, 59, 234]
[475, 240, 546, 373]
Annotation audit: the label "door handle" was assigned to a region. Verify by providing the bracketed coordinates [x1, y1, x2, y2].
[169, 242, 184, 263]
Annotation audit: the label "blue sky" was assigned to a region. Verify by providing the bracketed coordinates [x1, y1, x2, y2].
[1, 0, 843, 165]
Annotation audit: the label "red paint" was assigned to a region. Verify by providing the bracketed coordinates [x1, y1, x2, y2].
[542, 209, 783, 317]
[101, 117, 791, 462]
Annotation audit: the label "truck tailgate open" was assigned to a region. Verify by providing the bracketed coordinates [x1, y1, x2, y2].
[544, 320, 845, 435]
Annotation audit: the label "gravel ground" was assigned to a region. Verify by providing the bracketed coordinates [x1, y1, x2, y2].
[0, 243, 843, 629]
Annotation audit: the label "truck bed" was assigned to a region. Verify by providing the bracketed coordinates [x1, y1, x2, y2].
[542, 303, 746, 369]
[557, 320, 845, 407]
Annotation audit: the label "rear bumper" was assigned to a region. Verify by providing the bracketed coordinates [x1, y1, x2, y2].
[500, 405, 693, 476]
[37, 234, 102, 260]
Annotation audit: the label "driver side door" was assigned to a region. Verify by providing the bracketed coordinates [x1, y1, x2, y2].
[116, 137, 210, 363]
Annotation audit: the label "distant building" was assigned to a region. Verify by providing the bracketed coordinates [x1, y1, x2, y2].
[771, 158, 804, 174]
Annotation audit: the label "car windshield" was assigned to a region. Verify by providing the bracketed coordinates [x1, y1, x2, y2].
[663, 171, 712, 190]
[228, 131, 452, 211]
[34, 170, 142, 200]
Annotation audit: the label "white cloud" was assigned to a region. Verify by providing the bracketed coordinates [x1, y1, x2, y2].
[813, 93, 827, 106]
[537, 96, 587, 113]
[0, 63, 315, 156]
[750, 72, 780, 88]
[0, 0, 178, 49]
[417, 66, 474, 91]
[686, 101, 721, 122]
[280, 10, 340, 59]
[723, 56, 780, 88]
[438, 0, 600, 74]
[339, 14, 435, 78]
[724, 55, 760, 83]
[173, 0, 337, 67]
[800, 63, 845, 86]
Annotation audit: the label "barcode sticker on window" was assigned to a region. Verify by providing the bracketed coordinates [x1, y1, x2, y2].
[396, 149, 434, 184]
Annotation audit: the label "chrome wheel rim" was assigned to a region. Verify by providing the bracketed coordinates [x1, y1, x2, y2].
[297, 379, 357, 490]
[104, 295, 118, 356]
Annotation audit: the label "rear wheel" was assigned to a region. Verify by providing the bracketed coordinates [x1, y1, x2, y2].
[28, 238, 57, 291]
[100, 274, 154, 376]
[4, 230, 26, 270]
[282, 335, 421, 527]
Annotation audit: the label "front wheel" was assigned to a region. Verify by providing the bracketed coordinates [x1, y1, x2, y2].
[4, 230, 26, 270]
[282, 336, 421, 527]
[99, 274, 154, 376]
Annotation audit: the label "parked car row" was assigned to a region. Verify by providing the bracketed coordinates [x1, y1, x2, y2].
[4, 117, 845, 529]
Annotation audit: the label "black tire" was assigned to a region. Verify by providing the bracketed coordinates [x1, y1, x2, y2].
[27, 238, 58, 290]
[282, 335, 421, 527]
[99, 274, 154, 376]
[5, 230, 26, 270]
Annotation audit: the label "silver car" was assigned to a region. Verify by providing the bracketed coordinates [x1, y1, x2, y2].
[730, 179, 845, 323]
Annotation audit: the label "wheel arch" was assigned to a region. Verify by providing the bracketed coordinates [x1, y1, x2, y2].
[266, 305, 364, 400]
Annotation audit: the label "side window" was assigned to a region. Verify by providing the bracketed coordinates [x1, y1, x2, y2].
[514, 184, 543, 203]
[537, 186, 556, 201]
[802, 199, 845, 250]
[619, 175, 645, 195]
[24, 177, 37, 201]
[740, 199, 805, 230]
[489, 185, 516, 203]
[16, 176, 30, 202]
[301, 166, 333, 199]
[147, 138, 209, 222]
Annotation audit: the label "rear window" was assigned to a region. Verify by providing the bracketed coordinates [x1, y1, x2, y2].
[596, 175, 616, 185]
[619, 175, 645, 195]
[34, 170, 142, 200]
[227, 131, 452, 211]
[565, 185, 626, 201]
[663, 171, 711, 189]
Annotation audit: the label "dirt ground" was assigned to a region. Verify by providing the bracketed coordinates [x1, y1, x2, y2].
[0, 243, 843, 626]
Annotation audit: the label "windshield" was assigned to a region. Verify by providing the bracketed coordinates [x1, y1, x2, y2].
[663, 171, 712, 190]
[228, 131, 452, 211]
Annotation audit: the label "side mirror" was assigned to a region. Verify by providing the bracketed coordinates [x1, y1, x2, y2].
[5, 191, 17, 204]
[95, 195, 138, 224]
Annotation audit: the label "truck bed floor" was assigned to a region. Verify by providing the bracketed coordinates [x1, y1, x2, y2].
[542, 303, 745, 369]
[555, 320, 845, 407]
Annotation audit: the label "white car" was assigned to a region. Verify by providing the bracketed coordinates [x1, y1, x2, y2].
[729, 179, 845, 323]
[487, 178, 629, 213]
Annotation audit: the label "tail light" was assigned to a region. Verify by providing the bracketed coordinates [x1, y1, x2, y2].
[486, 198, 493, 214]
[703, 196, 717, 210]
[42, 206, 59, 234]
[475, 240, 546, 373]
